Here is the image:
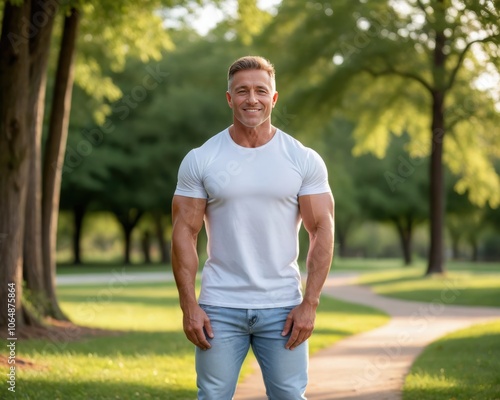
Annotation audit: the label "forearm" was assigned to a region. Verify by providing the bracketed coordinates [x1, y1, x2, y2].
[303, 225, 334, 307]
[171, 231, 200, 311]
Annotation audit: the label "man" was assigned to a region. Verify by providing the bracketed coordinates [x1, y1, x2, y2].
[171, 56, 334, 400]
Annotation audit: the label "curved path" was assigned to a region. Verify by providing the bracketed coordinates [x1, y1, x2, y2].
[234, 273, 500, 400]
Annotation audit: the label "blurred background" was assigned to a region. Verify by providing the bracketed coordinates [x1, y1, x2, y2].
[3, 0, 499, 280]
[50, 0, 500, 269]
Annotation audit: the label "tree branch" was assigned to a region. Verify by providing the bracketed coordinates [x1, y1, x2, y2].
[363, 66, 434, 93]
[446, 35, 500, 91]
[415, 0, 431, 21]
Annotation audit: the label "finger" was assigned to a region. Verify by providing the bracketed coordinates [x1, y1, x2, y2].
[287, 326, 313, 350]
[289, 330, 309, 350]
[186, 327, 211, 350]
[204, 318, 214, 339]
[196, 331, 212, 350]
[281, 314, 294, 336]
[285, 327, 300, 350]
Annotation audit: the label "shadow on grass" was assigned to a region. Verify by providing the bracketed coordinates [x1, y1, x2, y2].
[57, 281, 181, 307]
[16, 378, 197, 400]
[19, 331, 194, 358]
[59, 292, 181, 308]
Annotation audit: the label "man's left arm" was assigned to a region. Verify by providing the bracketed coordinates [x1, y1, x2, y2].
[282, 192, 335, 350]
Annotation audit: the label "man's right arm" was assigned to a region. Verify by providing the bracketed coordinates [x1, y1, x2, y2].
[171, 195, 213, 350]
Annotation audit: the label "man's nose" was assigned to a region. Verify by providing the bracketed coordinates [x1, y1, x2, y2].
[247, 90, 257, 104]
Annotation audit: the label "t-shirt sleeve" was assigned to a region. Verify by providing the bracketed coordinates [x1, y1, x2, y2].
[174, 149, 208, 199]
[298, 149, 331, 196]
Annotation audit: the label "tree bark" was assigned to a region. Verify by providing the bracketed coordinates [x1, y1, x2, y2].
[73, 204, 85, 264]
[426, 21, 447, 275]
[24, 0, 59, 314]
[41, 7, 80, 320]
[0, 0, 31, 328]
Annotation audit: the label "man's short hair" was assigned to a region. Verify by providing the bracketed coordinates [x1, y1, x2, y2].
[227, 56, 276, 91]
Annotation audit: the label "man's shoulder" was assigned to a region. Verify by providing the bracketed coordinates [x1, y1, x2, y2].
[203, 128, 228, 147]
[277, 129, 318, 158]
[193, 128, 228, 155]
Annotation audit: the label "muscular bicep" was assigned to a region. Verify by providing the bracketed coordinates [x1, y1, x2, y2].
[298, 193, 335, 235]
[172, 195, 207, 238]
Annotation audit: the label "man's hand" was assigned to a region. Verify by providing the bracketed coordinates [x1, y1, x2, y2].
[281, 302, 317, 350]
[182, 304, 214, 350]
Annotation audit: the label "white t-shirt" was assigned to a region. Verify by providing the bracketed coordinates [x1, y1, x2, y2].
[174, 128, 331, 308]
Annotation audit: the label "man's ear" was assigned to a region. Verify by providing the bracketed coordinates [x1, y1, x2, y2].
[272, 91, 279, 108]
[226, 91, 233, 109]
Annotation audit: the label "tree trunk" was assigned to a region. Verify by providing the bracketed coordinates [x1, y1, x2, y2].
[394, 217, 413, 266]
[24, 0, 59, 314]
[115, 210, 143, 265]
[426, 23, 447, 275]
[154, 211, 170, 264]
[141, 231, 152, 264]
[41, 7, 80, 320]
[73, 204, 85, 265]
[0, 1, 31, 328]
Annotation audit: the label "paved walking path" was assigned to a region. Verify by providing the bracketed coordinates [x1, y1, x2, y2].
[234, 273, 500, 400]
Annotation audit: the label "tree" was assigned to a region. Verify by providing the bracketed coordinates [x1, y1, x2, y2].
[23, 0, 60, 319]
[446, 176, 490, 261]
[0, 0, 31, 328]
[263, 0, 500, 274]
[356, 133, 429, 265]
[41, 6, 80, 320]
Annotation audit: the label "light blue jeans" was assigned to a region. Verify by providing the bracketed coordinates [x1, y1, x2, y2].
[196, 305, 308, 400]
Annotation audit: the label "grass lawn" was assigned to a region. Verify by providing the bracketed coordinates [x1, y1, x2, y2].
[403, 320, 500, 400]
[1, 280, 388, 400]
[357, 263, 500, 307]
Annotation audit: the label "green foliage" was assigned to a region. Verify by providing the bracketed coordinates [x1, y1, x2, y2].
[262, 0, 500, 207]
[355, 132, 429, 221]
[234, 0, 273, 45]
[42, 1, 179, 126]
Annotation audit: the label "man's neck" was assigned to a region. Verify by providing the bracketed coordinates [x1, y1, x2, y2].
[229, 122, 277, 148]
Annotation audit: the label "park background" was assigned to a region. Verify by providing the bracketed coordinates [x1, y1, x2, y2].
[1, 0, 500, 399]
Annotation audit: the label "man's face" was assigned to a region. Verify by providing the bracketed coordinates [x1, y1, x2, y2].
[226, 69, 278, 129]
